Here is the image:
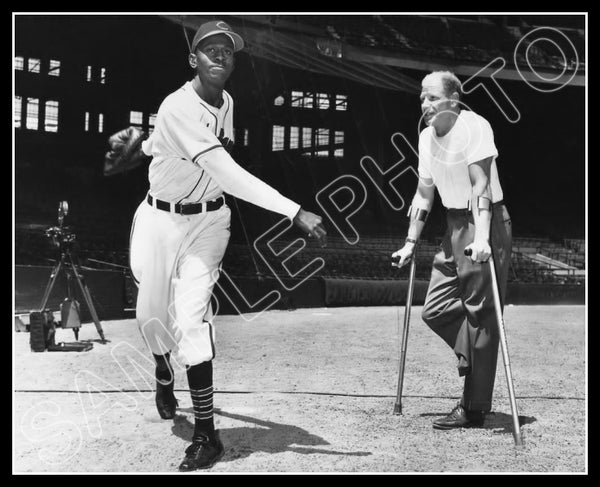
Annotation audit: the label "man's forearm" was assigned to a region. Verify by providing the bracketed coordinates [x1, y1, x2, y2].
[467, 158, 495, 245]
[405, 194, 433, 243]
[407, 219, 426, 242]
[393, 183, 434, 266]
[471, 187, 492, 242]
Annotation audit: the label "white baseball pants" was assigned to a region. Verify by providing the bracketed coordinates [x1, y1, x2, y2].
[129, 198, 231, 366]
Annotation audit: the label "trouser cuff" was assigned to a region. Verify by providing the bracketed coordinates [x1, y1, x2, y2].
[461, 398, 492, 413]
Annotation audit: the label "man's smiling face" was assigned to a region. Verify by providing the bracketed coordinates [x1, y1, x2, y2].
[420, 73, 454, 127]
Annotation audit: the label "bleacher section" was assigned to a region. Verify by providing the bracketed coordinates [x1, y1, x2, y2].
[16, 202, 585, 286]
[16, 226, 586, 287]
[245, 235, 585, 284]
[293, 15, 583, 69]
[511, 237, 585, 284]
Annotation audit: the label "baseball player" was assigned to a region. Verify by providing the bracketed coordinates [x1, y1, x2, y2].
[392, 71, 512, 429]
[117, 21, 326, 471]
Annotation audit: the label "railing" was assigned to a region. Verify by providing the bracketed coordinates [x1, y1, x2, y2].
[510, 250, 585, 284]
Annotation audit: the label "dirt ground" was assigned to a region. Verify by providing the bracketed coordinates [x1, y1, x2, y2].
[13, 305, 586, 474]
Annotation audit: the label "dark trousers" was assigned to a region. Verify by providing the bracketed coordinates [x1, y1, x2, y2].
[422, 204, 512, 412]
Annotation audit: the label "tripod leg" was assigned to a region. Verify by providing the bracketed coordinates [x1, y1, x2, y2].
[394, 251, 417, 415]
[64, 268, 78, 341]
[69, 259, 106, 342]
[39, 260, 63, 310]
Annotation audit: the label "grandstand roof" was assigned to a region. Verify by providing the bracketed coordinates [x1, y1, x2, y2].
[164, 14, 584, 92]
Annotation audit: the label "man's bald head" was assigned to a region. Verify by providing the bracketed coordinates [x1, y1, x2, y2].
[422, 71, 462, 100]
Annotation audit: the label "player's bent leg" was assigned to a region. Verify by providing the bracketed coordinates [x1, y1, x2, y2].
[137, 306, 179, 355]
[131, 200, 184, 356]
[128, 201, 148, 285]
[131, 201, 193, 420]
[154, 352, 178, 419]
[136, 313, 179, 419]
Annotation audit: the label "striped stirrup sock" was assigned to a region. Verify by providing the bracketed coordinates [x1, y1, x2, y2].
[187, 361, 215, 440]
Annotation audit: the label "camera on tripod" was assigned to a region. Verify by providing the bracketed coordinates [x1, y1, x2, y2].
[29, 201, 107, 352]
[45, 201, 76, 252]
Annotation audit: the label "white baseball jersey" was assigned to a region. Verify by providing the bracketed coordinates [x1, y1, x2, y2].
[142, 80, 300, 218]
[142, 80, 234, 204]
[418, 110, 504, 209]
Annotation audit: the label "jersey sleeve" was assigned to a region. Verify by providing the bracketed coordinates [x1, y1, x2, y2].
[157, 102, 224, 163]
[196, 147, 301, 220]
[465, 116, 498, 165]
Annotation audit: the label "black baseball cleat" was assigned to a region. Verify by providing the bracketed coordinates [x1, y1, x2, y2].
[155, 381, 178, 420]
[433, 403, 485, 430]
[178, 431, 225, 471]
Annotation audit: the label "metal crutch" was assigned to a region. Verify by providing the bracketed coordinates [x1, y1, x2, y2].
[393, 247, 417, 415]
[465, 247, 523, 446]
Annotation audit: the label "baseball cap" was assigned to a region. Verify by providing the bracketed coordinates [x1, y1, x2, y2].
[190, 20, 245, 53]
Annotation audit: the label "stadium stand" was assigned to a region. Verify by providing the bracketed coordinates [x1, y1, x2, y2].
[282, 15, 583, 69]
[16, 202, 585, 286]
[14, 14, 585, 295]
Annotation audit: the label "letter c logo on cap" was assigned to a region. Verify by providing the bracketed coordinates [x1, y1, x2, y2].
[216, 21, 229, 30]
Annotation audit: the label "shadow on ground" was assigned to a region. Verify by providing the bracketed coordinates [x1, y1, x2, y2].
[80, 338, 112, 344]
[484, 412, 537, 434]
[420, 411, 536, 434]
[171, 407, 372, 462]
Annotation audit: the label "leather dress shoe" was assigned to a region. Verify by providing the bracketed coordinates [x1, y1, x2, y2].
[433, 403, 485, 430]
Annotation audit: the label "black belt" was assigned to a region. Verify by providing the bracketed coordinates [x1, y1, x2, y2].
[147, 194, 224, 215]
[447, 200, 505, 216]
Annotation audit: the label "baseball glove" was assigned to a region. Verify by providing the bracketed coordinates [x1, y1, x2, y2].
[103, 126, 150, 176]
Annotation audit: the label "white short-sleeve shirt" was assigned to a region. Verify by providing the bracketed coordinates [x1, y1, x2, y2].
[418, 110, 504, 209]
[142, 81, 234, 204]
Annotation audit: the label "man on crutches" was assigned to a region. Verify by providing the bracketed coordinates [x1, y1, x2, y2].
[392, 71, 517, 437]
